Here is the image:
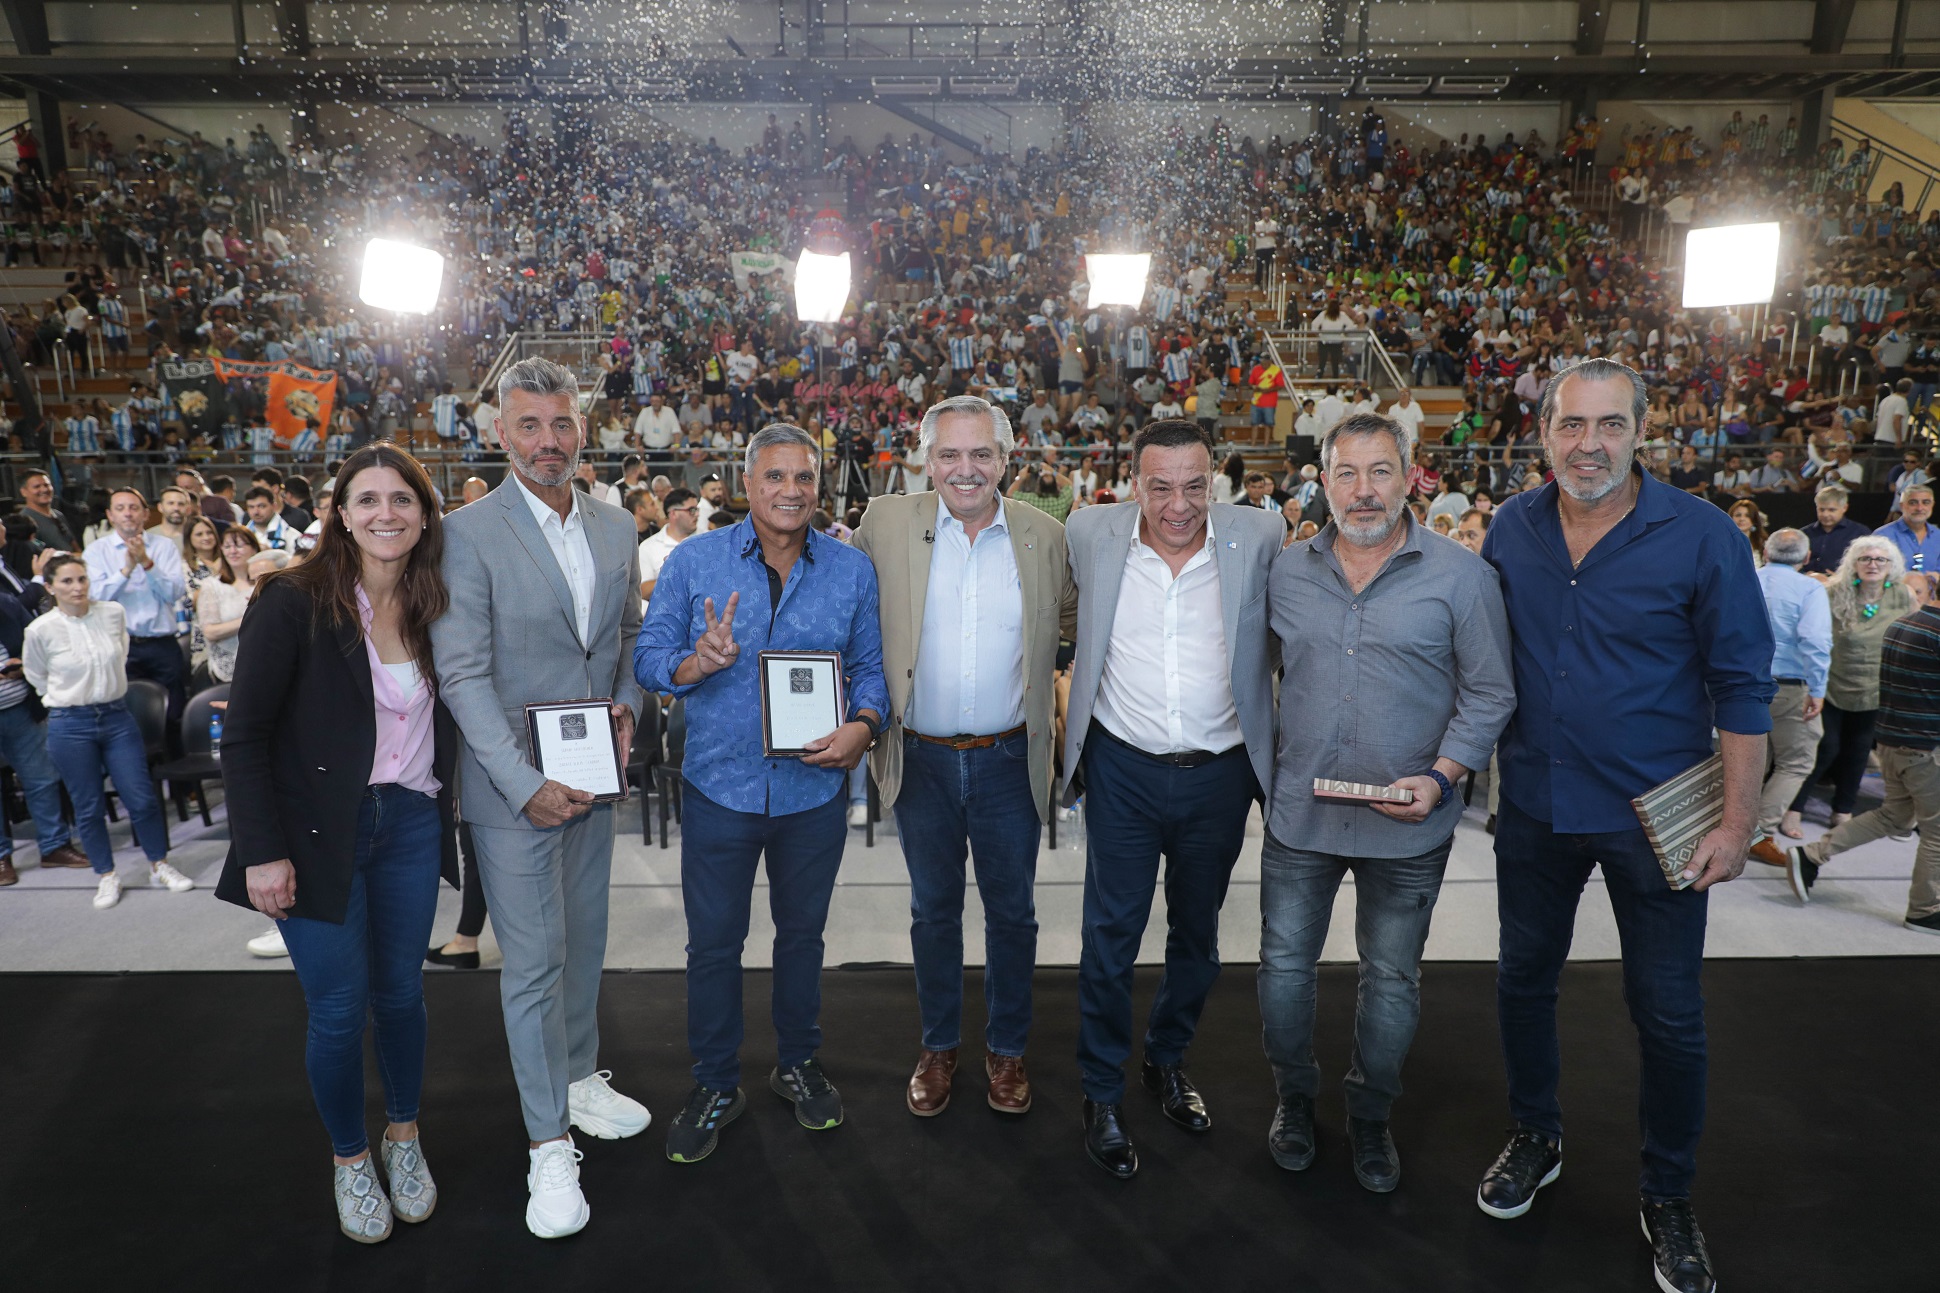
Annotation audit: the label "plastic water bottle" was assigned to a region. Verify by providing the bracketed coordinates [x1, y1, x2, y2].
[209, 711, 223, 755]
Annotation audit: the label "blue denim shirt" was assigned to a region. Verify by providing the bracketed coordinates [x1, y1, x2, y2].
[1483, 466, 1775, 833]
[635, 518, 889, 816]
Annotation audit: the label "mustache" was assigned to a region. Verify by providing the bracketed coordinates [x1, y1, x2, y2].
[1565, 449, 1612, 469]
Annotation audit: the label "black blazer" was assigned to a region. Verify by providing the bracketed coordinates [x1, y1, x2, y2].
[0, 567, 46, 720]
[214, 577, 460, 924]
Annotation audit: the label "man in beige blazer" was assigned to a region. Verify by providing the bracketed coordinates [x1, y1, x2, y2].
[855, 395, 1077, 1120]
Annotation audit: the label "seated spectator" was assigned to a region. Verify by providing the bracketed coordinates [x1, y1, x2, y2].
[197, 525, 265, 683]
[1749, 449, 1802, 494]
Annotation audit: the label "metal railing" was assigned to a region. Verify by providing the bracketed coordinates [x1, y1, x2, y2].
[1828, 117, 1940, 215]
[1263, 328, 1409, 394]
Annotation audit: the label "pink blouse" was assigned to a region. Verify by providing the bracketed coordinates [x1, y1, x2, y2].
[358, 586, 438, 795]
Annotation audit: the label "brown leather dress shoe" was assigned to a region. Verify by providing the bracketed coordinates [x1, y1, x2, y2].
[39, 844, 92, 869]
[907, 1048, 957, 1116]
[1747, 837, 1788, 868]
[986, 1053, 1032, 1114]
[0, 855, 16, 886]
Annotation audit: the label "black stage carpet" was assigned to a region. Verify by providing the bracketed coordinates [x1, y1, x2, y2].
[5, 962, 1934, 1292]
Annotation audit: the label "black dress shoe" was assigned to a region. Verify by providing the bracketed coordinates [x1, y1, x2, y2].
[1140, 1059, 1211, 1132]
[1348, 1116, 1400, 1193]
[425, 945, 480, 969]
[1082, 1099, 1139, 1179]
[1640, 1198, 1717, 1293]
[1476, 1129, 1562, 1219]
[1267, 1094, 1315, 1171]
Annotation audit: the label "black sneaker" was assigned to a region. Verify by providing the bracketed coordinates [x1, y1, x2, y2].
[770, 1058, 844, 1130]
[1348, 1116, 1400, 1193]
[1906, 912, 1940, 935]
[1267, 1094, 1316, 1171]
[1640, 1197, 1717, 1293]
[664, 1085, 745, 1163]
[1785, 848, 1819, 904]
[1476, 1129, 1562, 1219]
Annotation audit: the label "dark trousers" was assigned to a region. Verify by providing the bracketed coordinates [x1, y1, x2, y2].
[1495, 797, 1709, 1201]
[281, 787, 442, 1158]
[1076, 725, 1257, 1103]
[891, 730, 1041, 1057]
[680, 781, 847, 1089]
[124, 634, 186, 755]
[454, 819, 487, 939]
[1791, 702, 1879, 816]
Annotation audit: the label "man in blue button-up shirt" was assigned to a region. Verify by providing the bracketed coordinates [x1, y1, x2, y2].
[636, 423, 887, 1160]
[1748, 529, 1832, 868]
[1477, 359, 1773, 1293]
[84, 487, 189, 749]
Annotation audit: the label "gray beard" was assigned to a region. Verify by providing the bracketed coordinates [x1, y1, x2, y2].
[510, 444, 578, 489]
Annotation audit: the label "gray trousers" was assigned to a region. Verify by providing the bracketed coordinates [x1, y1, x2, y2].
[1758, 682, 1823, 836]
[472, 806, 617, 1142]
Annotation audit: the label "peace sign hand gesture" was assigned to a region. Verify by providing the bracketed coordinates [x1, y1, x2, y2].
[693, 592, 742, 678]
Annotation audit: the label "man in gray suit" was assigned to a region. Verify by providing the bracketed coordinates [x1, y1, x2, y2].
[431, 357, 648, 1240]
[1060, 418, 1283, 1179]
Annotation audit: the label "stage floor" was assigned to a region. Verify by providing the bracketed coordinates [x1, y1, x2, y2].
[3, 963, 1931, 1292]
[0, 795, 1932, 972]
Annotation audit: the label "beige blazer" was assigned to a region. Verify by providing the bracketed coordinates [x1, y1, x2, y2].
[854, 491, 1078, 822]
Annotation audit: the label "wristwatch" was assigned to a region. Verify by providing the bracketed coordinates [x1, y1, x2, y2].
[855, 712, 882, 748]
[1423, 768, 1453, 804]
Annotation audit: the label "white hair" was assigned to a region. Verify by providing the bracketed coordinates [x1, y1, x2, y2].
[496, 356, 580, 408]
[918, 395, 1015, 457]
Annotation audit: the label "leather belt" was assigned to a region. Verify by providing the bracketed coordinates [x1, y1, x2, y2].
[1091, 720, 1242, 769]
[1774, 677, 1807, 687]
[905, 723, 1026, 751]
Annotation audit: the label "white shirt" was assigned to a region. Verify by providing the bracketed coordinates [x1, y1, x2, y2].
[909, 502, 1026, 738]
[514, 473, 595, 644]
[638, 527, 683, 587]
[634, 405, 679, 449]
[1390, 399, 1426, 440]
[23, 601, 130, 708]
[898, 444, 929, 493]
[1875, 393, 1909, 445]
[1093, 519, 1243, 755]
[1315, 394, 1347, 430]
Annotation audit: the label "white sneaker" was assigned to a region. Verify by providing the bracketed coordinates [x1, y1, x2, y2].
[847, 803, 868, 828]
[93, 871, 121, 910]
[525, 1138, 589, 1238]
[568, 1069, 651, 1139]
[149, 861, 195, 893]
[247, 926, 289, 958]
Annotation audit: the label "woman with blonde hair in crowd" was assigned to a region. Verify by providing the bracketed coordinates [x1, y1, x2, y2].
[1784, 536, 1917, 836]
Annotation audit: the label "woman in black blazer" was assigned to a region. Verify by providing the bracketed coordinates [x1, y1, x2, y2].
[215, 443, 458, 1245]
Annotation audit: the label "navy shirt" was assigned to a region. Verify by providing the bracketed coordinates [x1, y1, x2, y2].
[1803, 515, 1869, 575]
[635, 518, 889, 816]
[1483, 466, 1776, 833]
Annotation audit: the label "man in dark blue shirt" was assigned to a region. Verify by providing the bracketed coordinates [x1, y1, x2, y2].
[1477, 359, 1773, 1293]
[636, 423, 888, 1163]
[1802, 483, 1870, 575]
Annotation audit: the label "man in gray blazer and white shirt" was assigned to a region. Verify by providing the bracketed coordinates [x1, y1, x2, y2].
[1061, 418, 1283, 1179]
[431, 357, 649, 1239]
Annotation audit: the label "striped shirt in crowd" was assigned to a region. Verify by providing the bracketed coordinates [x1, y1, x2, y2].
[98, 297, 128, 339]
[948, 334, 976, 371]
[1852, 283, 1891, 326]
[66, 415, 99, 454]
[431, 393, 460, 439]
[1876, 606, 1940, 752]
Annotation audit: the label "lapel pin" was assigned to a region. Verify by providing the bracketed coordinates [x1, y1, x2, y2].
[1227, 541, 1237, 549]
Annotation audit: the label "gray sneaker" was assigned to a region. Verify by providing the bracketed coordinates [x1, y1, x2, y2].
[334, 1154, 393, 1244]
[770, 1059, 844, 1130]
[380, 1135, 437, 1223]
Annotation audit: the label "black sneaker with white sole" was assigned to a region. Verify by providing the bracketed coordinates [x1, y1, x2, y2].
[665, 1085, 745, 1163]
[1906, 911, 1940, 935]
[1640, 1197, 1717, 1293]
[1476, 1128, 1562, 1219]
[770, 1058, 844, 1130]
[1785, 847, 1819, 904]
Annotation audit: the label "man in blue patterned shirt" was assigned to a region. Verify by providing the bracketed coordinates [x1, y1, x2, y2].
[636, 422, 888, 1163]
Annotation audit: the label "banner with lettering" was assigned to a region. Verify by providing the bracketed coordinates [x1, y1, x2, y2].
[158, 359, 228, 439]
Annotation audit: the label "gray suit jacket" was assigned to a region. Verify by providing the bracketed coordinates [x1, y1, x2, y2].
[431, 475, 646, 830]
[1060, 501, 1283, 806]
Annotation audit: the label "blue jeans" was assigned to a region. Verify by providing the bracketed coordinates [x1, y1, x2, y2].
[1494, 797, 1709, 1200]
[1257, 827, 1453, 1120]
[1076, 726, 1257, 1102]
[279, 786, 442, 1158]
[892, 731, 1041, 1056]
[681, 781, 847, 1089]
[45, 702, 167, 873]
[0, 702, 71, 858]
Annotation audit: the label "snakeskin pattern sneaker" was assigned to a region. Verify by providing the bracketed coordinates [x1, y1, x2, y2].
[381, 1136, 438, 1223]
[334, 1154, 393, 1244]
